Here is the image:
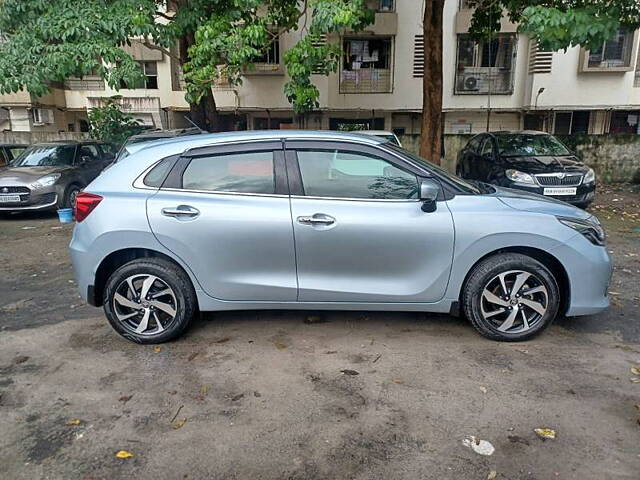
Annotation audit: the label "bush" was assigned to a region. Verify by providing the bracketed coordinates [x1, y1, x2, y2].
[88, 96, 144, 146]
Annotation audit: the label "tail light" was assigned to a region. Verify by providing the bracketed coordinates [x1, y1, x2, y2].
[74, 192, 103, 222]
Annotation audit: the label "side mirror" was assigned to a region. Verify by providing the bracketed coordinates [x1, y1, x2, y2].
[419, 179, 439, 213]
[79, 155, 91, 165]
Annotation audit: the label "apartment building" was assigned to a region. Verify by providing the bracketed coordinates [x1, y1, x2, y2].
[1, 0, 639, 136]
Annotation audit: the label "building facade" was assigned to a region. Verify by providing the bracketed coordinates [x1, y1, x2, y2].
[2, 0, 639, 136]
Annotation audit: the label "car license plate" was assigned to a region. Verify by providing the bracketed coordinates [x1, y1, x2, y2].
[0, 195, 21, 203]
[543, 187, 577, 196]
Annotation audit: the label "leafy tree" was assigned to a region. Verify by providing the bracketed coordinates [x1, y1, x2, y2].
[87, 96, 143, 146]
[0, 0, 373, 132]
[420, 0, 640, 163]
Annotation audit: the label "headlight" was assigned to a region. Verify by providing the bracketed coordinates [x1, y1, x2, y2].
[30, 173, 61, 189]
[557, 216, 606, 246]
[505, 169, 536, 185]
[583, 168, 595, 184]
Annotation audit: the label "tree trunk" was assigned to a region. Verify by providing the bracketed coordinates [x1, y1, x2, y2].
[179, 32, 220, 132]
[419, 0, 444, 164]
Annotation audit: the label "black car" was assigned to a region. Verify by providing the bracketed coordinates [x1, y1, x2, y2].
[456, 131, 595, 208]
[0, 143, 28, 167]
[0, 140, 116, 212]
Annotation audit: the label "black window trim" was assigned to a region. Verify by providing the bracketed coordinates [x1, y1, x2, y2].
[162, 140, 288, 196]
[284, 139, 424, 202]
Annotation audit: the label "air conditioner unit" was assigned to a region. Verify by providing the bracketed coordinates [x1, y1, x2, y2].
[32, 108, 54, 125]
[459, 73, 485, 92]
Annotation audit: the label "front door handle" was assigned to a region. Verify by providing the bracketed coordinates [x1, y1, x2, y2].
[161, 205, 200, 218]
[297, 214, 336, 226]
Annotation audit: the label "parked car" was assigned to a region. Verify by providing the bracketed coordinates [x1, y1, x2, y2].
[357, 130, 402, 147]
[0, 140, 116, 212]
[70, 130, 610, 344]
[115, 127, 205, 162]
[456, 131, 596, 208]
[0, 143, 28, 167]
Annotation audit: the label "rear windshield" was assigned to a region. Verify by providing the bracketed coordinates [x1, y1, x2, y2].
[12, 145, 76, 167]
[495, 134, 571, 157]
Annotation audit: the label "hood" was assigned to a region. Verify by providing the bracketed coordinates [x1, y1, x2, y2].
[0, 166, 69, 185]
[503, 155, 587, 174]
[493, 186, 592, 220]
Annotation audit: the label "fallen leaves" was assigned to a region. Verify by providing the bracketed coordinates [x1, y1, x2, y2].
[115, 450, 134, 459]
[631, 367, 640, 376]
[172, 418, 187, 430]
[340, 369, 359, 376]
[487, 471, 497, 480]
[534, 428, 556, 440]
[119, 395, 133, 403]
[66, 419, 82, 426]
[153, 346, 162, 353]
[507, 435, 530, 446]
[273, 341, 288, 350]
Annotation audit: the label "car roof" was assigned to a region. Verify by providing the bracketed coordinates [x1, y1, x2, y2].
[490, 130, 550, 136]
[0, 143, 28, 147]
[356, 130, 397, 136]
[128, 129, 386, 156]
[35, 140, 109, 146]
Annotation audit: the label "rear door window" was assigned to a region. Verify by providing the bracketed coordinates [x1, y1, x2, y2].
[182, 151, 275, 194]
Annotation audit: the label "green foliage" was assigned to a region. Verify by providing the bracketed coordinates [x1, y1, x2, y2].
[468, 1, 640, 51]
[87, 96, 143, 146]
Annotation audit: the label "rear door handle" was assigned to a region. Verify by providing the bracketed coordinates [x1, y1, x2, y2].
[161, 205, 200, 218]
[297, 214, 336, 226]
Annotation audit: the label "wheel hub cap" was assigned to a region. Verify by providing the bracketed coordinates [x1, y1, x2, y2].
[112, 274, 177, 336]
[480, 270, 548, 334]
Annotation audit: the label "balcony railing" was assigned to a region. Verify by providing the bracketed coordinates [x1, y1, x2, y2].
[340, 68, 392, 94]
[64, 78, 105, 91]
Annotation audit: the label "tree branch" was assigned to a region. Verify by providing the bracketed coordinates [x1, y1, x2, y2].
[140, 40, 181, 62]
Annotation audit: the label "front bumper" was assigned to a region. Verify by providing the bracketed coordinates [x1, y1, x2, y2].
[551, 233, 612, 316]
[0, 192, 58, 211]
[499, 180, 596, 206]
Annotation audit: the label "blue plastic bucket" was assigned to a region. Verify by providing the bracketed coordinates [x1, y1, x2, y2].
[57, 208, 74, 224]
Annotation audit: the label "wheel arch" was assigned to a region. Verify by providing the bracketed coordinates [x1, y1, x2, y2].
[93, 247, 196, 307]
[457, 246, 571, 316]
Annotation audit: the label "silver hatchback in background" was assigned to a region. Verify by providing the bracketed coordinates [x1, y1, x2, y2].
[69, 131, 611, 344]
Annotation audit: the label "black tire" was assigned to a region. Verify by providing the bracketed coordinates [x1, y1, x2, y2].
[103, 257, 197, 344]
[63, 184, 82, 209]
[461, 253, 560, 341]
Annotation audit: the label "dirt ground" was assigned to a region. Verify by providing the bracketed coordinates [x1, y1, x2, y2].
[1, 186, 639, 480]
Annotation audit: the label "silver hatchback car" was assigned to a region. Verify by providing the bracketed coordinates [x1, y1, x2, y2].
[69, 131, 611, 343]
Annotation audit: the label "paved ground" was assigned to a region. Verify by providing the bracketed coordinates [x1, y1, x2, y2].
[1, 186, 639, 479]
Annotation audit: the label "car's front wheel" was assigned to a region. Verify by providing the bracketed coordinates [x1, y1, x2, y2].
[462, 253, 560, 341]
[103, 258, 197, 343]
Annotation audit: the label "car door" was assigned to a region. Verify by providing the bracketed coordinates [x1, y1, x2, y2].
[477, 137, 496, 182]
[286, 140, 455, 303]
[76, 144, 105, 183]
[146, 141, 298, 301]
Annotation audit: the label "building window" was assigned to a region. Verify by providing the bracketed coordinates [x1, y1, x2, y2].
[635, 47, 640, 87]
[609, 111, 640, 135]
[365, 0, 395, 11]
[254, 117, 293, 130]
[254, 39, 280, 65]
[553, 111, 590, 135]
[455, 34, 516, 95]
[121, 61, 158, 89]
[587, 30, 634, 69]
[340, 37, 393, 94]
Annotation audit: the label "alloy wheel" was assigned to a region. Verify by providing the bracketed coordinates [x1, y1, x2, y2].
[112, 274, 178, 336]
[480, 269, 548, 334]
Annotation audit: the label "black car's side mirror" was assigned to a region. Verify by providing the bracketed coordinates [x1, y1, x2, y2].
[419, 179, 439, 213]
[79, 155, 92, 166]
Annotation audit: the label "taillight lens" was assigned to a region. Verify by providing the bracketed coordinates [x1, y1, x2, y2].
[74, 192, 103, 222]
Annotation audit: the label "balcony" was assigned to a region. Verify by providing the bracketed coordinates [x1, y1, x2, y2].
[455, 68, 513, 95]
[340, 68, 392, 94]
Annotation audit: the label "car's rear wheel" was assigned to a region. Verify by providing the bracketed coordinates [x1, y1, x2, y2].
[103, 258, 197, 343]
[462, 253, 560, 341]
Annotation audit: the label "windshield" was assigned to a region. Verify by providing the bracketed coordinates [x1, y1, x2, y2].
[11, 145, 76, 167]
[496, 134, 571, 157]
[385, 144, 487, 194]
